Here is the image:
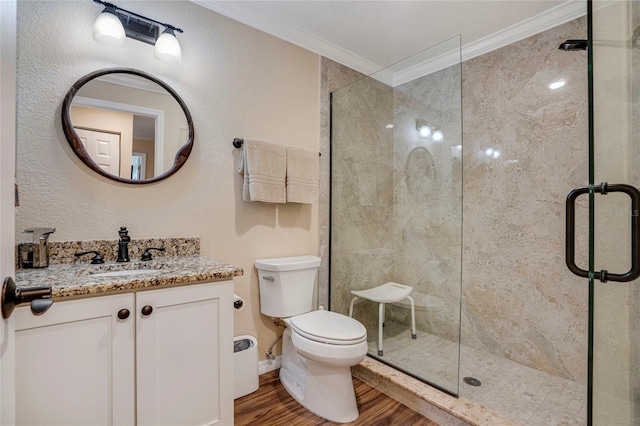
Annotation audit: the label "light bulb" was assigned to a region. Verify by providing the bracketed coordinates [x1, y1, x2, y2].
[93, 7, 126, 47]
[418, 125, 432, 138]
[485, 148, 494, 156]
[432, 130, 444, 142]
[154, 28, 182, 63]
[493, 150, 501, 159]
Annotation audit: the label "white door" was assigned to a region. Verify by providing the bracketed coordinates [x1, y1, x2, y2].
[136, 282, 234, 426]
[75, 127, 121, 175]
[14, 295, 135, 425]
[0, 1, 17, 424]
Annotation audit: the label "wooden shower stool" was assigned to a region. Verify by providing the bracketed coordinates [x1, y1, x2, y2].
[348, 282, 416, 356]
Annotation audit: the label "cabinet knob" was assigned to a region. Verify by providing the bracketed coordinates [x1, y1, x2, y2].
[117, 308, 130, 320]
[141, 305, 153, 316]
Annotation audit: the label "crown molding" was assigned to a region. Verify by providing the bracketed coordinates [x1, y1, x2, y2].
[194, 0, 384, 75]
[393, 0, 587, 86]
[195, 0, 586, 87]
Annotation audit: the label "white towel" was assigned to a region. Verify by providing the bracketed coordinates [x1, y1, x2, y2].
[286, 146, 319, 204]
[237, 139, 286, 203]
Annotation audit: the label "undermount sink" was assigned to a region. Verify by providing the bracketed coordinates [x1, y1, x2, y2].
[91, 269, 158, 278]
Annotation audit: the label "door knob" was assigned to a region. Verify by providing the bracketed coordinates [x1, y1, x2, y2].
[141, 305, 153, 316]
[117, 309, 130, 320]
[2, 277, 53, 319]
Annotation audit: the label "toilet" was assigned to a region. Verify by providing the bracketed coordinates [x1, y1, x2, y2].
[255, 255, 368, 423]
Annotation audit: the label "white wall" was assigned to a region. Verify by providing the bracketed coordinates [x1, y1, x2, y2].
[16, 1, 320, 359]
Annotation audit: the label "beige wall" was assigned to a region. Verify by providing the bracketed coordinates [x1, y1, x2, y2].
[16, 1, 320, 360]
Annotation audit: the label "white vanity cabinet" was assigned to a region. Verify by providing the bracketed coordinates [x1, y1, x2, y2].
[136, 282, 234, 426]
[14, 280, 234, 426]
[15, 293, 136, 425]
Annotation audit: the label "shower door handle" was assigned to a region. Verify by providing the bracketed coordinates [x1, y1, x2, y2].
[566, 186, 590, 279]
[566, 183, 640, 282]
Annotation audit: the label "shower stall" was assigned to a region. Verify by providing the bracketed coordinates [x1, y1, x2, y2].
[329, 1, 640, 424]
[326, 1, 640, 422]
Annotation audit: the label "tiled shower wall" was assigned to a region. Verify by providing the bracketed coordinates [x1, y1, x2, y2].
[322, 16, 588, 383]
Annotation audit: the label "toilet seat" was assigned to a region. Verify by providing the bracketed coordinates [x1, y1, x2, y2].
[288, 310, 367, 345]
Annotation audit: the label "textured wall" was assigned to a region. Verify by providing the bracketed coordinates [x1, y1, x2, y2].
[16, 1, 320, 360]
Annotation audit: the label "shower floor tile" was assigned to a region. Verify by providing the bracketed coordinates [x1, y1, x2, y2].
[365, 321, 587, 425]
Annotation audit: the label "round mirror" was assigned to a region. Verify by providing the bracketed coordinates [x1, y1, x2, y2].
[62, 68, 194, 184]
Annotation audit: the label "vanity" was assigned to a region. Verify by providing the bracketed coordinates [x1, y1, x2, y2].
[13, 255, 242, 426]
[7, 63, 239, 424]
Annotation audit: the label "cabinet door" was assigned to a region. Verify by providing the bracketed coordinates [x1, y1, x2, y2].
[15, 293, 135, 426]
[136, 281, 234, 426]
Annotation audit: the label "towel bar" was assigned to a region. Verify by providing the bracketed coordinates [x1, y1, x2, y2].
[233, 138, 321, 156]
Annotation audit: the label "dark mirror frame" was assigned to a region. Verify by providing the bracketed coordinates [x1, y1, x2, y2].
[61, 68, 194, 184]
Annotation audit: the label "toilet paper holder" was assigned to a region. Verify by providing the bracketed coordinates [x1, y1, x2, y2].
[233, 294, 245, 310]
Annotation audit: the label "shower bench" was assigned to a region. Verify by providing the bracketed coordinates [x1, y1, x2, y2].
[348, 282, 416, 356]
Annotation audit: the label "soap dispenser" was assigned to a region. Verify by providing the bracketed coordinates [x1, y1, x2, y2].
[19, 227, 56, 268]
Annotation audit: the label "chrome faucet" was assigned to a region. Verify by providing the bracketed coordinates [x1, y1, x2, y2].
[116, 226, 130, 262]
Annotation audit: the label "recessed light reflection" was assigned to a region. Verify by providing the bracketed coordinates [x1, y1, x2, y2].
[386, 124, 394, 129]
[432, 130, 444, 142]
[549, 80, 565, 90]
[485, 148, 494, 156]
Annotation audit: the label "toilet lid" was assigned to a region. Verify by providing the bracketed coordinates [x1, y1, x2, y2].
[289, 310, 367, 345]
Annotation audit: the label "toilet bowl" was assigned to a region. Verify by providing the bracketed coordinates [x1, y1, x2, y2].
[287, 310, 367, 366]
[256, 256, 368, 423]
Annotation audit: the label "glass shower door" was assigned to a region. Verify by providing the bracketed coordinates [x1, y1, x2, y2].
[585, 0, 640, 424]
[330, 36, 463, 395]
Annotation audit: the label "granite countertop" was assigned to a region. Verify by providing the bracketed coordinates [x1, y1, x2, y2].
[15, 256, 244, 299]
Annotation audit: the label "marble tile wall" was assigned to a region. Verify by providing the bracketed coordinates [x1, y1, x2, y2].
[329, 75, 395, 329]
[591, 2, 640, 422]
[318, 59, 364, 309]
[460, 17, 588, 383]
[324, 16, 589, 385]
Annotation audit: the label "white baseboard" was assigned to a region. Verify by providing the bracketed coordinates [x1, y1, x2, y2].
[258, 356, 281, 375]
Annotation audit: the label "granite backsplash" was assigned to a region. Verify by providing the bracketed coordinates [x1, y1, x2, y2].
[16, 237, 200, 269]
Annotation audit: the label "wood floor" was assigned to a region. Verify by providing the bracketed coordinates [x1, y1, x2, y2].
[234, 370, 439, 426]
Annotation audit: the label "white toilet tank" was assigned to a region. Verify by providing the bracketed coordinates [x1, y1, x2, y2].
[255, 256, 321, 318]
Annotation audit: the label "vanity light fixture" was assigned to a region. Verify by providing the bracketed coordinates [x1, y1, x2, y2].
[154, 28, 182, 63]
[92, 3, 126, 46]
[92, 0, 184, 63]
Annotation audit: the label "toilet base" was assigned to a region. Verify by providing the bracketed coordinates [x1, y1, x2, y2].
[280, 361, 359, 423]
[280, 328, 360, 423]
